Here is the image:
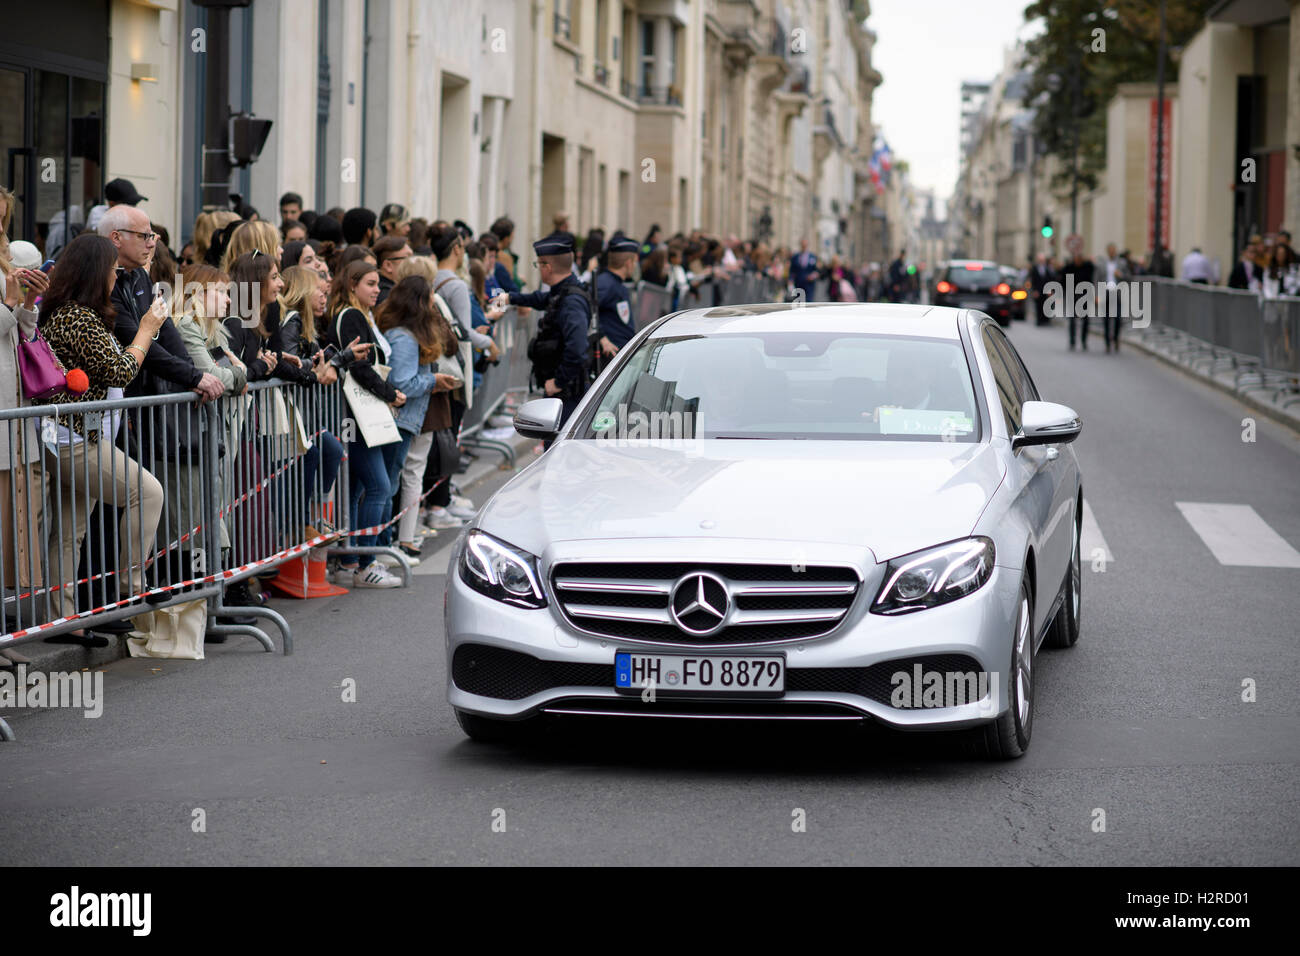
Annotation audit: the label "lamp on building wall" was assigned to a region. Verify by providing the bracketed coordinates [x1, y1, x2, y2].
[130, 63, 159, 83]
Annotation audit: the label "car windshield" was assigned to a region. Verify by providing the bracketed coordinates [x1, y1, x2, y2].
[577, 332, 981, 442]
[944, 265, 1000, 290]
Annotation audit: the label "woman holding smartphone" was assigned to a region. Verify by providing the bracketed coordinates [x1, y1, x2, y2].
[277, 265, 368, 536]
[327, 260, 405, 588]
[35, 234, 166, 643]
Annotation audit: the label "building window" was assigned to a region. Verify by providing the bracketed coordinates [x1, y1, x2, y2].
[639, 18, 655, 96]
[554, 0, 571, 41]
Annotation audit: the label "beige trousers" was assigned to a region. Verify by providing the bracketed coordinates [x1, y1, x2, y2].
[43, 439, 164, 618]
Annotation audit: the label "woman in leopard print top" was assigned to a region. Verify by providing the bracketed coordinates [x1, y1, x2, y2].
[34, 234, 168, 631]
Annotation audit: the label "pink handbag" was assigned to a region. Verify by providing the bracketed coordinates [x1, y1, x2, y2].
[16, 327, 69, 401]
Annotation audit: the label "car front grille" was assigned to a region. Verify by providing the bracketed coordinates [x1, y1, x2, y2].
[549, 561, 861, 645]
[453, 643, 614, 700]
[453, 644, 989, 710]
[786, 654, 987, 708]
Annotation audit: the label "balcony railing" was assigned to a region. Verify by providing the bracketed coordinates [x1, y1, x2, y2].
[554, 13, 571, 40]
[594, 62, 609, 87]
[620, 77, 635, 100]
[636, 85, 684, 107]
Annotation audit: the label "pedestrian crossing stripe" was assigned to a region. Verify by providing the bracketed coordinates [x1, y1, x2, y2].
[1081, 499, 1114, 566]
[1175, 502, 1300, 568]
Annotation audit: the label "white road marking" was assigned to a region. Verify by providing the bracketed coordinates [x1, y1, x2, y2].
[1175, 502, 1300, 568]
[1080, 499, 1114, 565]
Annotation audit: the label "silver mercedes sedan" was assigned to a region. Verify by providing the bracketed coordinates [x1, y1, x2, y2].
[444, 303, 1082, 758]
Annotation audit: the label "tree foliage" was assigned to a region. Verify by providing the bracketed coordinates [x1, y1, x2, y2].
[1019, 0, 1213, 194]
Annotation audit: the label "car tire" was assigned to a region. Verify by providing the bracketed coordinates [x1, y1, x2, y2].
[966, 579, 1034, 760]
[1045, 509, 1082, 649]
[454, 708, 543, 744]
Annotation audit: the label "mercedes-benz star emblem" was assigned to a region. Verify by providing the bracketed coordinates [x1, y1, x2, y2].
[670, 572, 730, 636]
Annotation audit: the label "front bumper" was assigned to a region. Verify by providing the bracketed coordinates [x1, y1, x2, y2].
[444, 538, 1021, 731]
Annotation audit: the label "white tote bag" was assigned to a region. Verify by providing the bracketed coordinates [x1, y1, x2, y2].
[335, 309, 401, 446]
[126, 599, 208, 660]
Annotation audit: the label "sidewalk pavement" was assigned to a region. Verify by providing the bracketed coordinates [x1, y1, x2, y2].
[1125, 326, 1300, 433]
[1, 428, 535, 680]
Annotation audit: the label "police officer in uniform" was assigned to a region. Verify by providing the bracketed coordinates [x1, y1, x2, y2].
[495, 232, 593, 434]
[593, 235, 640, 372]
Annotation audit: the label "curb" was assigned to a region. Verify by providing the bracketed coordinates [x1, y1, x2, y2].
[2, 430, 535, 680]
[1124, 333, 1300, 435]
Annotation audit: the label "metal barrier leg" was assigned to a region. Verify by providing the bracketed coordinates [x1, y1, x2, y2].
[208, 603, 286, 653]
[459, 435, 516, 467]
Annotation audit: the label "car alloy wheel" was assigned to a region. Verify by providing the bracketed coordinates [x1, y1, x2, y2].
[967, 579, 1033, 759]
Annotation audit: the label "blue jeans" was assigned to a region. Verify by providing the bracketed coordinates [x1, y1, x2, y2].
[378, 431, 414, 547]
[302, 429, 344, 516]
[346, 439, 392, 563]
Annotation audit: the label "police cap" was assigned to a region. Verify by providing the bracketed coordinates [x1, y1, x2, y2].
[533, 231, 575, 256]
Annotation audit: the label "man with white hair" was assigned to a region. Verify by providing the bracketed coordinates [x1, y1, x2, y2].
[99, 205, 221, 401]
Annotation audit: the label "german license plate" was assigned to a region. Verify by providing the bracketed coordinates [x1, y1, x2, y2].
[615, 651, 785, 693]
[959, 299, 987, 310]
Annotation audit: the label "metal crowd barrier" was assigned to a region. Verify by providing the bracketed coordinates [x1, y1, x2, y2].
[634, 281, 675, 329]
[459, 306, 530, 465]
[1142, 279, 1300, 406]
[0, 371, 420, 739]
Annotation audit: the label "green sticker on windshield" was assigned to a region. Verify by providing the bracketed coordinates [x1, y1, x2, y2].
[592, 411, 618, 432]
[879, 408, 973, 436]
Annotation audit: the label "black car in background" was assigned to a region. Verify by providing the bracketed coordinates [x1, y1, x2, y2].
[932, 260, 1013, 326]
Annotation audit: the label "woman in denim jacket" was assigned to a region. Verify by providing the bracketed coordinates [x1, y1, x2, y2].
[376, 276, 459, 560]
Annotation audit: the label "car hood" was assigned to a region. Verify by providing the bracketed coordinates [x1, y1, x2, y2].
[478, 439, 1005, 563]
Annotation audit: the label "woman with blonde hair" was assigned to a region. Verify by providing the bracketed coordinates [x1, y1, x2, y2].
[174, 262, 247, 396]
[275, 264, 356, 539]
[192, 209, 239, 265]
[220, 219, 282, 273]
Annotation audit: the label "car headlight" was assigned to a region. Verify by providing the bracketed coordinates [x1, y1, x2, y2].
[458, 529, 547, 609]
[871, 537, 995, 615]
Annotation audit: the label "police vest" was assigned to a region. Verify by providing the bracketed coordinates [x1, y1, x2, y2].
[527, 280, 595, 382]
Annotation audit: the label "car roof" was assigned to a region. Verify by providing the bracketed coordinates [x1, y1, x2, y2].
[652, 302, 965, 340]
[946, 259, 999, 268]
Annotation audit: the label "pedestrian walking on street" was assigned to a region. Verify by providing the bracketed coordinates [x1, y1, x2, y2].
[1061, 250, 1094, 350]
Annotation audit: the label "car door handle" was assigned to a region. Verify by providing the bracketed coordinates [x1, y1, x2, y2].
[1044, 447, 1059, 461]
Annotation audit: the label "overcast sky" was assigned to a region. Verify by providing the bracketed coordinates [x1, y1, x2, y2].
[865, 0, 1042, 210]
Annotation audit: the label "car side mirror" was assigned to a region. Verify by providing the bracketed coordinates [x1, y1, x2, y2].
[1013, 400, 1081, 448]
[514, 398, 565, 441]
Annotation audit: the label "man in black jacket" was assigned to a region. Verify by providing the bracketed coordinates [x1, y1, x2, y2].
[1227, 237, 1263, 290]
[1027, 254, 1055, 325]
[97, 206, 225, 621]
[101, 206, 222, 402]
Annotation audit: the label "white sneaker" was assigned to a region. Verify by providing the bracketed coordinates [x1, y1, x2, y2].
[451, 494, 474, 509]
[329, 567, 356, 586]
[425, 506, 465, 529]
[447, 501, 477, 520]
[353, 563, 402, 588]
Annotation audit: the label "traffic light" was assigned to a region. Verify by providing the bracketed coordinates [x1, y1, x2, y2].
[229, 112, 273, 168]
[1041, 217, 1054, 239]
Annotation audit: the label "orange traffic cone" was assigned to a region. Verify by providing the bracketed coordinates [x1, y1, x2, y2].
[270, 544, 347, 599]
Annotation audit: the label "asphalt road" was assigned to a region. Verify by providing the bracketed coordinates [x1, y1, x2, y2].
[2, 318, 1298, 866]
